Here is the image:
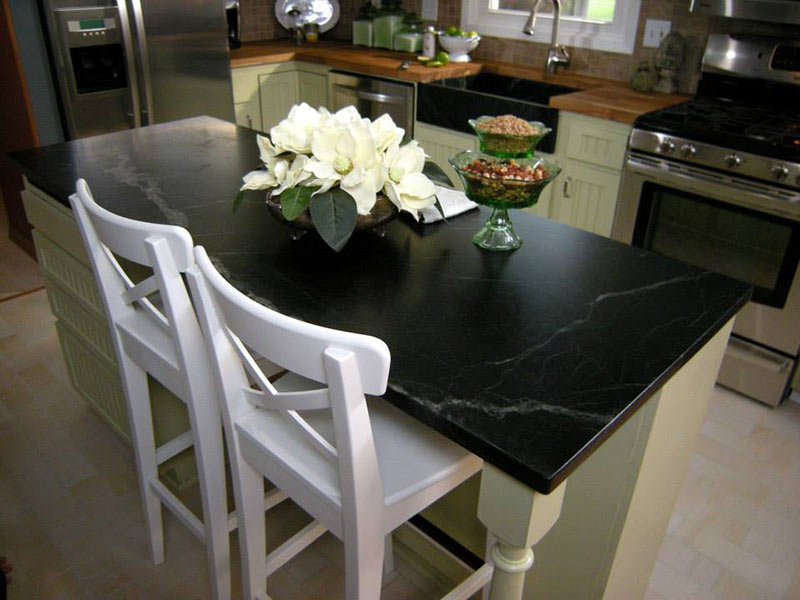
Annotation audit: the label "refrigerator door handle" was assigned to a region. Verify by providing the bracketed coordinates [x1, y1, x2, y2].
[129, 0, 154, 125]
[115, 0, 142, 127]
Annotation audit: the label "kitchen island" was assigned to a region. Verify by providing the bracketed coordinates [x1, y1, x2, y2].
[9, 117, 750, 600]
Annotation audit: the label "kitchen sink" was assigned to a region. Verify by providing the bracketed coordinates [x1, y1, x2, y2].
[416, 73, 578, 154]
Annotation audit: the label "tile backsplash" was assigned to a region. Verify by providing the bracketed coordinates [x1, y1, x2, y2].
[239, 0, 796, 94]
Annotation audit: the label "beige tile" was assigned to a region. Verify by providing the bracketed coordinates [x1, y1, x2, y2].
[712, 569, 783, 600]
[648, 560, 717, 600]
[693, 529, 792, 596]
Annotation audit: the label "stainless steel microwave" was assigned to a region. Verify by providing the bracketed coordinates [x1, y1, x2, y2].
[690, 0, 800, 25]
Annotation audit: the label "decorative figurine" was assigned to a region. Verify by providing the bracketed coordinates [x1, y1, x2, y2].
[654, 32, 686, 94]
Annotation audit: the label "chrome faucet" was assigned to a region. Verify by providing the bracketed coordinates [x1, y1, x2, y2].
[523, 0, 571, 74]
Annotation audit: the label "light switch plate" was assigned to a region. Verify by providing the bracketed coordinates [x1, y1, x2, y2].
[643, 19, 671, 48]
[421, 0, 438, 22]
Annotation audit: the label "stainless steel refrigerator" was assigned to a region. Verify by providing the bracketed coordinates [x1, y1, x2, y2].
[41, 0, 234, 139]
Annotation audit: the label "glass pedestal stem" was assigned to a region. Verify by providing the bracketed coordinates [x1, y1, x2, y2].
[472, 207, 522, 251]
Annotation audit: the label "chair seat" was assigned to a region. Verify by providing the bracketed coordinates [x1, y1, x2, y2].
[236, 381, 481, 537]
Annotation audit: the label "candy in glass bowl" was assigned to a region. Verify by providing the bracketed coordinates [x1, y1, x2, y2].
[469, 115, 552, 158]
[449, 150, 561, 251]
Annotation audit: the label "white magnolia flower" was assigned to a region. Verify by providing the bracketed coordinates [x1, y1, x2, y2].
[240, 154, 312, 195]
[273, 154, 312, 195]
[371, 113, 405, 154]
[256, 134, 280, 164]
[240, 167, 282, 191]
[382, 141, 436, 220]
[307, 118, 383, 214]
[270, 103, 320, 154]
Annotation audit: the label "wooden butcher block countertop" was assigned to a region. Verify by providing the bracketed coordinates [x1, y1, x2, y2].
[230, 41, 690, 122]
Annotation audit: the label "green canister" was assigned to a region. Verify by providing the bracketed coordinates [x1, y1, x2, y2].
[373, 0, 405, 49]
[352, 2, 377, 46]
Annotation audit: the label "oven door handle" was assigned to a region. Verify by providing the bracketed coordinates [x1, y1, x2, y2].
[625, 155, 800, 218]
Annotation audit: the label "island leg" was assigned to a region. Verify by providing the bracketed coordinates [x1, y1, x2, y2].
[478, 465, 567, 600]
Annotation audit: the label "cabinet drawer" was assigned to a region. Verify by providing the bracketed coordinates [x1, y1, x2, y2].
[57, 319, 131, 442]
[33, 230, 105, 319]
[47, 280, 116, 367]
[22, 187, 86, 262]
[561, 114, 630, 171]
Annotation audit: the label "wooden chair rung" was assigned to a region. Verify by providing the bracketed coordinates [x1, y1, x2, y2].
[265, 520, 328, 576]
[155, 430, 194, 465]
[149, 479, 205, 541]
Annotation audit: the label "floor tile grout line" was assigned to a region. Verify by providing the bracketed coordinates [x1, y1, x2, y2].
[0, 285, 46, 304]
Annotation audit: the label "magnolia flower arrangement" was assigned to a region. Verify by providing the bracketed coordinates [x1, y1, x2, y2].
[234, 103, 449, 251]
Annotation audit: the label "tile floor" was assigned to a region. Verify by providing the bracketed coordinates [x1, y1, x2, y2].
[1, 205, 800, 599]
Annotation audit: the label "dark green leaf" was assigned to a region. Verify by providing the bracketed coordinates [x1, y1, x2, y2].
[423, 161, 454, 188]
[434, 195, 447, 220]
[279, 186, 315, 221]
[232, 189, 246, 213]
[309, 188, 357, 252]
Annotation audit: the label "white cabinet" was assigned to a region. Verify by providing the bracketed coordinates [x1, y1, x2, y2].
[297, 70, 328, 110]
[231, 62, 331, 132]
[259, 70, 299, 132]
[413, 122, 478, 190]
[549, 159, 621, 237]
[545, 111, 631, 237]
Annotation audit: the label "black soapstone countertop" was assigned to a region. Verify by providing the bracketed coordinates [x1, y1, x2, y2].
[9, 117, 752, 494]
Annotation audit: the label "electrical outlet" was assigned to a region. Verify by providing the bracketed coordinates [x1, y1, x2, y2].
[421, 0, 438, 21]
[643, 19, 671, 48]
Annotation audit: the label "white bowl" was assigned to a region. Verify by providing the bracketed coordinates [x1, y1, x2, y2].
[438, 34, 480, 63]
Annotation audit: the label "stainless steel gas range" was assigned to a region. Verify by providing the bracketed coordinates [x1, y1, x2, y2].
[612, 33, 800, 406]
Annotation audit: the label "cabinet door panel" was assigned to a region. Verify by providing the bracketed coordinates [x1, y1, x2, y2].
[234, 97, 262, 131]
[259, 71, 299, 132]
[297, 71, 328, 110]
[551, 160, 620, 237]
[413, 123, 478, 190]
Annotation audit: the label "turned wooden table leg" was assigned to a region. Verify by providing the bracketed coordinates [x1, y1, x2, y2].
[478, 464, 567, 600]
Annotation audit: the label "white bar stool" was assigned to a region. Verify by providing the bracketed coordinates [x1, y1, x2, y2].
[70, 179, 323, 599]
[188, 245, 494, 600]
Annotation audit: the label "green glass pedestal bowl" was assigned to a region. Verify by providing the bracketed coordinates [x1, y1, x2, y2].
[468, 116, 552, 159]
[449, 150, 561, 251]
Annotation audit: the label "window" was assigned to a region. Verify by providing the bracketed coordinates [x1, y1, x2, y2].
[461, 0, 641, 55]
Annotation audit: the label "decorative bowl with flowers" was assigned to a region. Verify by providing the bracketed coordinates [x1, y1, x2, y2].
[234, 103, 450, 251]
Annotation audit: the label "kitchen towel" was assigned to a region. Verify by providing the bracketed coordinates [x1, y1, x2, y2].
[419, 185, 479, 224]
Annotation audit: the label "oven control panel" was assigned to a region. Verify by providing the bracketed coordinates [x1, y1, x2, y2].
[629, 129, 800, 191]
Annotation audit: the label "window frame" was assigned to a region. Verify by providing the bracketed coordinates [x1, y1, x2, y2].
[460, 0, 642, 55]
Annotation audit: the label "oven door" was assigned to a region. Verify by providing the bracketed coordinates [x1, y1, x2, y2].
[613, 152, 800, 403]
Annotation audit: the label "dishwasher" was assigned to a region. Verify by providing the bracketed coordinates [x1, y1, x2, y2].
[328, 71, 414, 139]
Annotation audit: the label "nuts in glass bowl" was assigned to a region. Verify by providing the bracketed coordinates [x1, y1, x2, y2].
[468, 115, 552, 158]
[449, 150, 561, 209]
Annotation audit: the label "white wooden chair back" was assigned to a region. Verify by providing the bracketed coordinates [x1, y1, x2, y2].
[70, 179, 197, 364]
[70, 179, 232, 600]
[188, 245, 391, 534]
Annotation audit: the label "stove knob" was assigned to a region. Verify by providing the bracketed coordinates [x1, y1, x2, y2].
[724, 153, 742, 168]
[659, 140, 676, 154]
[680, 143, 697, 159]
[771, 165, 789, 181]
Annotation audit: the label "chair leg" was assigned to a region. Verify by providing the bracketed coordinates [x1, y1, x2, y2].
[235, 456, 268, 600]
[120, 358, 164, 565]
[344, 529, 385, 600]
[189, 392, 231, 600]
[383, 534, 395, 579]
